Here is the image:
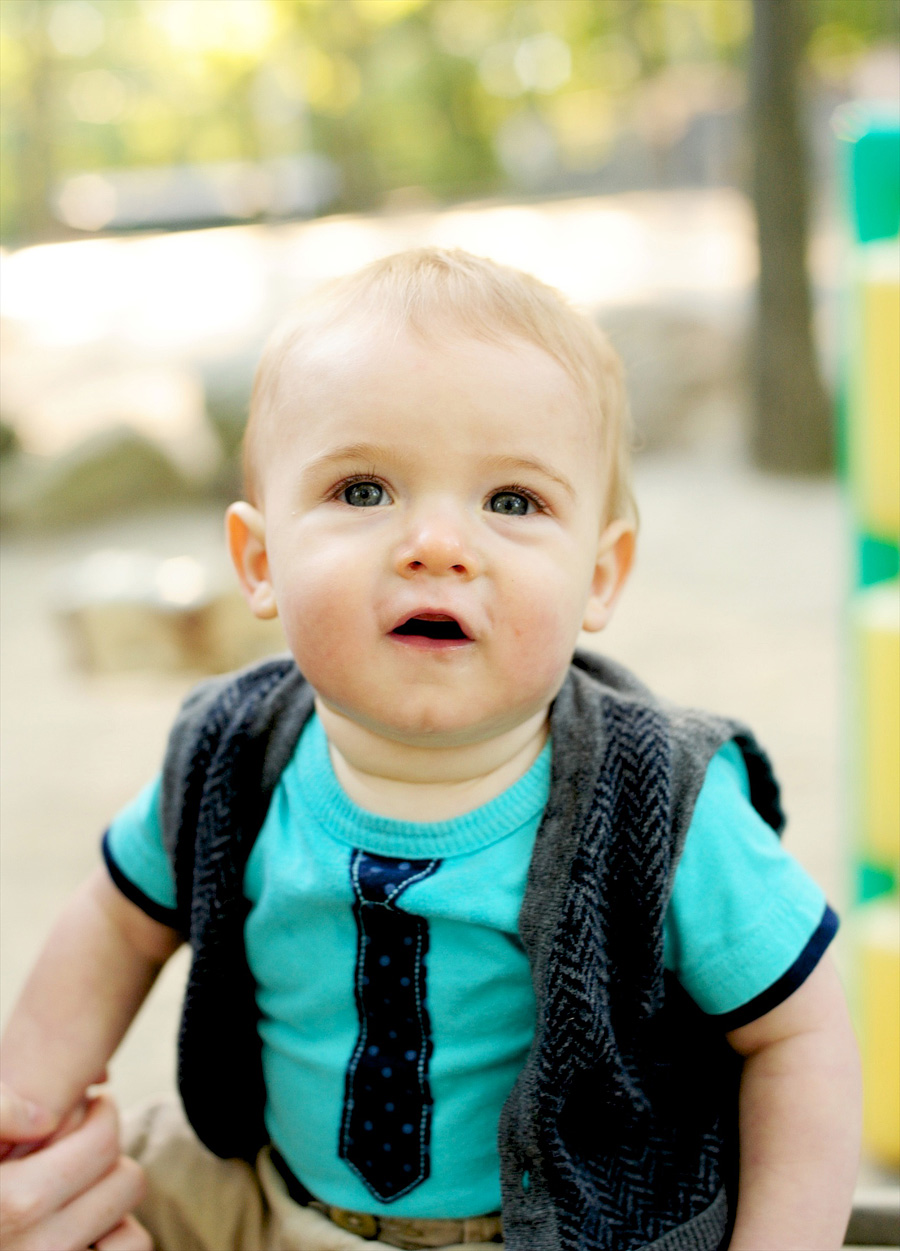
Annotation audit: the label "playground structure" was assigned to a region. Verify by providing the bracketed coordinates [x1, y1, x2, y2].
[836, 103, 900, 1173]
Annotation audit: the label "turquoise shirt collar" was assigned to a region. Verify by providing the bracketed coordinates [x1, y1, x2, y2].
[287, 713, 552, 860]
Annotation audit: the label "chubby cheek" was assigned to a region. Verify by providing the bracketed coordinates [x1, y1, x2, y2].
[270, 567, 362, 685]
[498, 589, 582, 697]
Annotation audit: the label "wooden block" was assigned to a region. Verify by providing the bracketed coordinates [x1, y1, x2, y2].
[853, 583, 900, 868]
[858, 903, 900, 1170]
[53, 550, 284, 674]
[849, 246, 900, 541]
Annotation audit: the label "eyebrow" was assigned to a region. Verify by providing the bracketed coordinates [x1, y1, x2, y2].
[300, 443, 399, 475]
[486, 455, 577, 499]
[301, 444, 576, 499]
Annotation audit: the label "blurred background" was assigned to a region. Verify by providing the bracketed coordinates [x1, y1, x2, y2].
[1, 0, 898, 1237]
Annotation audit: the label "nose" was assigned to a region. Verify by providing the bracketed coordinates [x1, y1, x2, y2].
[394, 504, 481, 580]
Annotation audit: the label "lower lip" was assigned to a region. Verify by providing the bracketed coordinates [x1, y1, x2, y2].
[389, 632, 473, 651]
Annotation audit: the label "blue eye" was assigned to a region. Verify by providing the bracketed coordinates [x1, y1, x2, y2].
[343, 481, 385, 507]
[488, 491, 533, 515]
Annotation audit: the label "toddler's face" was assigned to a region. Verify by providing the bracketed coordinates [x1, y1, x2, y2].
[230, 328, 631, 748]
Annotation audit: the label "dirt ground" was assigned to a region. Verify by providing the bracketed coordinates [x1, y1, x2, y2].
[1, 446, 896, 1219]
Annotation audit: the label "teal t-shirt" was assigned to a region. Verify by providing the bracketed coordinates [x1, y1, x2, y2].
[105, 717, 830, 1218]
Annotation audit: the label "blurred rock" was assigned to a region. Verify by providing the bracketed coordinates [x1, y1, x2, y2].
[0, 426, 193, 529]
[3, 365, 220, 486]
[599, 302, 745, 451]
[51, 549, 285, 674]
[201, 355, 256, 457]
[200, 354, 258, 499]
[0, 419, 20, 461]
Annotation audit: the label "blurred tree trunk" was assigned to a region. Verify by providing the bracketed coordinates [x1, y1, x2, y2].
[748, 0, 833, 473]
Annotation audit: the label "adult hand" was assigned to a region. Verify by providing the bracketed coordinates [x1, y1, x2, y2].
[0, 1085, 150, 1251]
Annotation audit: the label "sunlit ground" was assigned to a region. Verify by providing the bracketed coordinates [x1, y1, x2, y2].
[1, 188, 758, 349]
[0, 188, 774, 455]
[1, 183, 846, 480]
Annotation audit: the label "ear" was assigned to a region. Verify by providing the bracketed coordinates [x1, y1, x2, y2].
[582, 519, 635, 633]
[226, 502, 278, 620]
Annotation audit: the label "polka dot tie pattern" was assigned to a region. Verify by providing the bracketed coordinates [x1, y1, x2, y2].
[340, 849, 442, 1203]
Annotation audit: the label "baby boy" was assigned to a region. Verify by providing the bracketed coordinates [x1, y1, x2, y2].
[0, 249, 860, 1251]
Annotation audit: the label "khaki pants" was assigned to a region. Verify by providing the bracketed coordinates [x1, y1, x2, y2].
[124, 1100, 505, 1251]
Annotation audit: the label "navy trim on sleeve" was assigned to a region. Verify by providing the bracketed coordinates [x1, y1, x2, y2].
[101, 829, 180, 928]
[710, 903, 839, 1032]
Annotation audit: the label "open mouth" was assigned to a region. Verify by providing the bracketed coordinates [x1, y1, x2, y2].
[392, 616, 469, 641]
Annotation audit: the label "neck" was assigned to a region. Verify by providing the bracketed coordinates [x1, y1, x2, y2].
[315, 700, 550, 822]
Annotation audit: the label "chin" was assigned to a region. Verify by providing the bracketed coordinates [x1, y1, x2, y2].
[376, 700, 540, 748]
[377, 712, 485, 747]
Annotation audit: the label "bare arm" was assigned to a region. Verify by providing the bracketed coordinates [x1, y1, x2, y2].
[0, 866, 181, 1126]
[725, 955, 862, 1251]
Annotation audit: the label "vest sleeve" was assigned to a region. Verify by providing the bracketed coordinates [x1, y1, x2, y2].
[102, 774, 179, 926]
[663, 741, 836, 1022]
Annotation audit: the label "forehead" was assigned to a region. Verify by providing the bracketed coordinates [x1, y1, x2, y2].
[269, 325, 597, 459]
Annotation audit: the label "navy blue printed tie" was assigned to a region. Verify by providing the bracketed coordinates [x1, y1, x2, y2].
[340, 850, 441, 1203]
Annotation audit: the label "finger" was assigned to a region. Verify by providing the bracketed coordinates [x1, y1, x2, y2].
[45, 1099, 89, 1146]
[0, 1085, 57, 1144]
[93, 1214, 154, 1251]
[9, 1157, 146, 1251]
[0, 1097, 119, 1239]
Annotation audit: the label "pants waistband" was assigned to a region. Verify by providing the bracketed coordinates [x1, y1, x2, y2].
[269, 1148, 503, 1248]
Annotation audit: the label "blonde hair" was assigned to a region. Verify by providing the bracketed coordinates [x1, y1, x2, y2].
[244, 247, 635, 523]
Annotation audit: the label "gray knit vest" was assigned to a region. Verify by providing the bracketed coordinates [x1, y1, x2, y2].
[159, 650, 783, 1251]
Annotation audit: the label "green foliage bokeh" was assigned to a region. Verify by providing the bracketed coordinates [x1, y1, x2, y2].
[1, 0, 897, 243]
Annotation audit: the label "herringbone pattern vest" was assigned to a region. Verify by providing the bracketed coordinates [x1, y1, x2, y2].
[159, 652, 782, 1251]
